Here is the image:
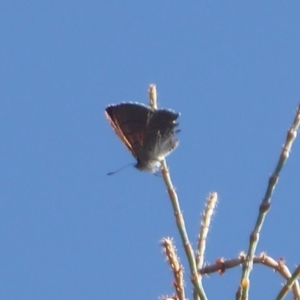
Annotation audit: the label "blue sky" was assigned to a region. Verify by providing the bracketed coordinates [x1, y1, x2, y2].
[1, 1, 300, 299]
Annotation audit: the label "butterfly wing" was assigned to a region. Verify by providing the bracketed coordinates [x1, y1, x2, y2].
[105, 103, 153, 158]
[137, 109, 180, 166]
[106, 103, 180, 172]
[152, 110, 180, 158]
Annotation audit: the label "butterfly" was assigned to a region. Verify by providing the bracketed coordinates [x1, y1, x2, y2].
[105, 102, 180, 172]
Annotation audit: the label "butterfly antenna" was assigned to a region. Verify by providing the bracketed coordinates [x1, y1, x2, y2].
[107, 163, 134, 176]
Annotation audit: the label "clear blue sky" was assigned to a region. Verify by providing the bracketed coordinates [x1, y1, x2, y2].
[1, 1, 300, 299]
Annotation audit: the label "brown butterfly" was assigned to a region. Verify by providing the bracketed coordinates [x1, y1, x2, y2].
[105, 103, 180, 172]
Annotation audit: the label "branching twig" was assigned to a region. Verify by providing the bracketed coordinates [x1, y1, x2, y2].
[200, 253, 300, 299]
[148, 84, 299, 299]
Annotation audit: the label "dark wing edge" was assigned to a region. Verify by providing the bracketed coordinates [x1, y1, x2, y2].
[105, 109, 137, 158]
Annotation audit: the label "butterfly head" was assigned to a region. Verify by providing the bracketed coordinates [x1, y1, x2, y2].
[134, 158, 161, 173]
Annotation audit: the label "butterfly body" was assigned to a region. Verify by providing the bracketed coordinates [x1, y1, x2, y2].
[105, 103, 180, 172]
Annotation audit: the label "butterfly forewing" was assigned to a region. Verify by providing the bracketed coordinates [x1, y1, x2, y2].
[105, 103, 153, 157]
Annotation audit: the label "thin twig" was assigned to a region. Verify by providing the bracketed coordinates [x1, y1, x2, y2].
[237, 104, 300, 300]
[149, 84, 207, 300]
[196, 193, 218, 270]
[193, 193, 218, 300]
[276, 265, 300, 300]
[161, 237, 186, 300]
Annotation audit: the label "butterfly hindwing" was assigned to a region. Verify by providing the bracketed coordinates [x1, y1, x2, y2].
[142, 109, 179, 160]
